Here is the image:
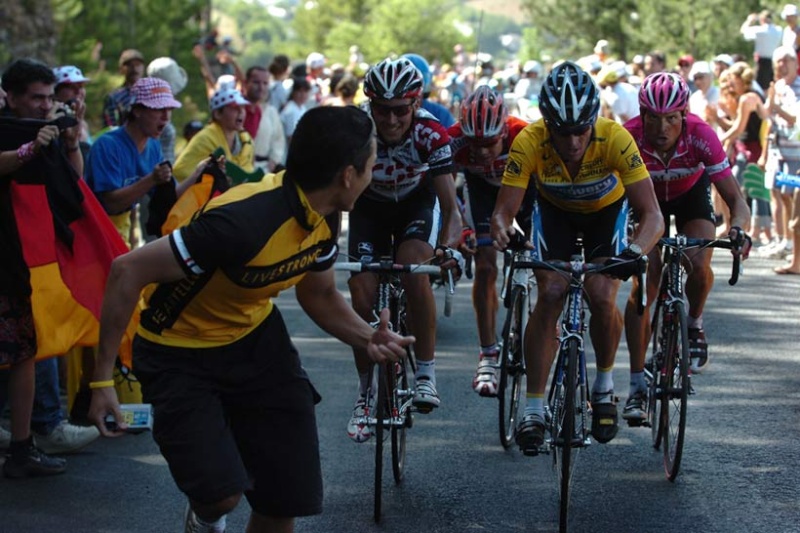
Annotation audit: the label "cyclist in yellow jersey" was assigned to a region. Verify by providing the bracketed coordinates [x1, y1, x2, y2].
[88, 107, 415, 533]
[491, 62, 664, 450]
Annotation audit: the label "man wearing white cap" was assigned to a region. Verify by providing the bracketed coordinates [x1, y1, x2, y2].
[688, 61, 720, 120]
[781, 4, 800, 50]
[173, 85, 255, 183]
[305, 52, 326, 109]
[740, 10, 783, 89]
[87, 77, 183, 248]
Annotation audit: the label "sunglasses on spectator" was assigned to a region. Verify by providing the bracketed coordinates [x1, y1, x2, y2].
[371, 102, 414, 118]
[468, 135, 503, 147]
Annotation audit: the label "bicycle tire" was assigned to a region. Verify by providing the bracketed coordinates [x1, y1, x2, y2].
[373, 363, 388, 523]
[648, 298, 666, 449]
[558, 338, 580, 533]
[662, 300, 689, 481]
[391, 295, 412, 483]
[498, 285, 527, 448]
[391, 356, 412, 483]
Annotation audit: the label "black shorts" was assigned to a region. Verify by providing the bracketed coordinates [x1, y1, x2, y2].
[348, 186, 439, 262]
[464, 176, 534, 240]
[658, 171, 715, 230]
[133, 308, 323, 518]
[532, 195, 629, 261]
[0, 294, 36, 367]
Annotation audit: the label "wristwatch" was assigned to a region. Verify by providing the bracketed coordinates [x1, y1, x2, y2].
[627, 243, 643, 255]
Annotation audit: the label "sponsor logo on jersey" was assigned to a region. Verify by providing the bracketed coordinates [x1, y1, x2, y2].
[626, 152, 644, 170]
[506, 159, 522, 176]
[230, 245, 326, 288]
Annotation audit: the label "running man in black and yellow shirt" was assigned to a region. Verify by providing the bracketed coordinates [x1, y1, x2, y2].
[491, 62, 664, 452]
[88, 107, 413, 533]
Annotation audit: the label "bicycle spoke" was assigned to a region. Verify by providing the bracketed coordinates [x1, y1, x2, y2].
[499, 286, 527, 448]
[663, 301, 689, 481]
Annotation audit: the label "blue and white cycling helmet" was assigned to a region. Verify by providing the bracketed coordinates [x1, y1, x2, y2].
[539, 61, 600, 133]
[363, 57, 424, 100]
[402, 53, 433, 94]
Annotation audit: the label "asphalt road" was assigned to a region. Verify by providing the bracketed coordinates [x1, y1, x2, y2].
[1, 250, 799, 533]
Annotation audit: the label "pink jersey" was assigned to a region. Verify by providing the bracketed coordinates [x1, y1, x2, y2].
[624, 113, 732, 202]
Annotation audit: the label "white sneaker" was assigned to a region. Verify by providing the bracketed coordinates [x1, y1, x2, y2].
[472, 354, 499, 397]
[347, 396, 372, 443]
[0, 426, 10, 449]
[412, 378, 440, 411]
[32, 420, 100, 455]
[184, 503, 226, 533]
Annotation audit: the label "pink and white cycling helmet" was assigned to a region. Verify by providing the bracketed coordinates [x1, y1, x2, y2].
[460, 86, 508, 138]
[638, 72, 689, 114]
[363, 57, 423, 100]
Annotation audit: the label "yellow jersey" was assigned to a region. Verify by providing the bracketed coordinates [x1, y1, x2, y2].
[502, 117, 649, 213]
[138, 171, 339, 348]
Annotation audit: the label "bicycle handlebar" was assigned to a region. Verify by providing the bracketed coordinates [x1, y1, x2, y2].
[658, 235, 743, 286]
[334, 260, 455, 316]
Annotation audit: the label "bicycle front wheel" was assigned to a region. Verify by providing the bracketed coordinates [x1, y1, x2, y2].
[391, 356, 411, 484]
[555, 338, 580, 533]
[662, 300, 689, 481]
[649, 299, 666, 449]
[498, 285, 527, 448]
[373, 363, 389, 523]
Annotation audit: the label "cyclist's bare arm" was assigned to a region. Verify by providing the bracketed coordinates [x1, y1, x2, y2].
[714, 176, 751, 232]
[90, 237, 187, 435]
[625, 179, 664, 254]
[490, 184, 526, 249]
[432, 171, 463, 248]
[296, 269, 414, 362]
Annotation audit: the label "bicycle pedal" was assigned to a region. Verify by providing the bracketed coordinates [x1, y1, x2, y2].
[521, 446, 541, 457]
[414, 406, 433, 414]
[626, 419, 645, 428]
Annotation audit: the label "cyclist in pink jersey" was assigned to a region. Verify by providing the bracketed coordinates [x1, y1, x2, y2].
[621, 73, 751, 422]
[448, 87, 531, 396]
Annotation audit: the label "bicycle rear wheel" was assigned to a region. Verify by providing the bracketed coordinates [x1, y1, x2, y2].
[554, 338, 580, 533]
[498, 285, 527, 448]
[649, 299, 666, 449]
[662, 300, 689, 481]
[373, 363, 389, 523]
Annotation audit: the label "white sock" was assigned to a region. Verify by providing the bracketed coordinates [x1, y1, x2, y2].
[687, 315, 703, 330]
[524, 395, 545, 419]
[194, 513, 226, 533]
[629, 371, 646, 394]
[358, 371, 371, 396]
[593, 368, 614, 395]
[480, 343, 499, 357]
[416, 359, 436, 385]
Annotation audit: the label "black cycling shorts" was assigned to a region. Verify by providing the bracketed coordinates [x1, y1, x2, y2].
[464, 175, 534, 240]
[347, 185, 439, 262]
[532, 195, 629, 261]
[658, 171, 715, 230]
[133, 307, 323, 518]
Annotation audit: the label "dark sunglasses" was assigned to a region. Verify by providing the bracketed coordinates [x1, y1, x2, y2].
[371, 102, 414, 118]
[467, 135, 503, 147]
[551, 124, 591, 137]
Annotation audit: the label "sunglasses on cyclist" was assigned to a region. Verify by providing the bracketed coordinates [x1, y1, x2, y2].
[550, 124, 591, 137]
[467, 135, 503, 147]
[370, 102, 414, 118]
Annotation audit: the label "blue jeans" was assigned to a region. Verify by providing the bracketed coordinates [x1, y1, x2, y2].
[0, 358, 64, 435]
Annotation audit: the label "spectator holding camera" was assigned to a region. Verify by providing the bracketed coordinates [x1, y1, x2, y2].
[52, 65, 91, 156]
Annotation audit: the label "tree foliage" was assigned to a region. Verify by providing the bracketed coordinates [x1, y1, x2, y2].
[519, 0, 773, 66]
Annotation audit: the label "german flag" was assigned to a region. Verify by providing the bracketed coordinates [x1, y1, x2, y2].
[0, 116, 135, 367]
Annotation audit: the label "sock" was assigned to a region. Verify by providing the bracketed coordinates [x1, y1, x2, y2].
[416, 359, 436, 385]
[629, 371, 646, 394]
[194, 513, 227, 532]
[523, 394, 545, 419]
[480, 343, 499, 358]
[8, 436, 34, 460]
[687, 315, 703, 330]
[593, 367, 614, 395]
[358, 370, 371, 396]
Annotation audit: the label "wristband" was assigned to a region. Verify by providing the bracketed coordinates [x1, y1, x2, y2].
[16, 141, 36, 163]
[89, 379, 115, 389]
[66, 143, 80, 153]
